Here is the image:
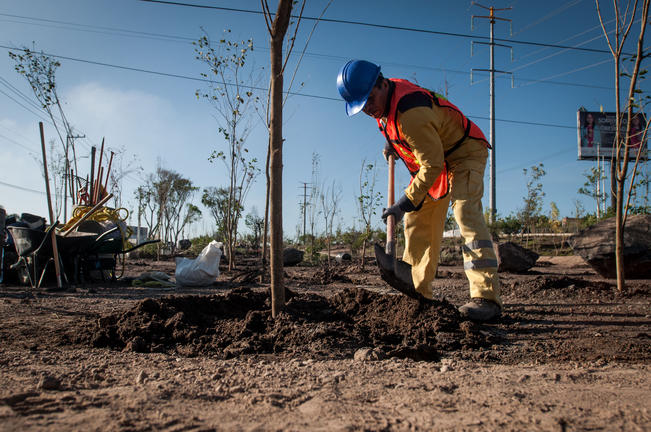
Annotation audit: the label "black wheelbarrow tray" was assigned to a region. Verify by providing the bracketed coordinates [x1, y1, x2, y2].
[73, 226, 160, 282]
[7, 224, 98, 288]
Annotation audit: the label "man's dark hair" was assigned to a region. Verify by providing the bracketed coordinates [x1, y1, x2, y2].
[374, 73, 384, 88]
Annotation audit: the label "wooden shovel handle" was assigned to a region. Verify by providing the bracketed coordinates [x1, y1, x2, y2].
[386, 154, 396, 257]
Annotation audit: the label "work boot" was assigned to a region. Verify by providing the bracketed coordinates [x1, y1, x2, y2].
[458, 298, 501, 322]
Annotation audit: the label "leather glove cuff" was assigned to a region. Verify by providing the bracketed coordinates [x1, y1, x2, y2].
[396, 195, 423, 212]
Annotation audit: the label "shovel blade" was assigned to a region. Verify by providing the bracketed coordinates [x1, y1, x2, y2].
[374, 243, 423, 300]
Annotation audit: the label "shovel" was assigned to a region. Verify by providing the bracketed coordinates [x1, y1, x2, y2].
[375, 154, 422, 300]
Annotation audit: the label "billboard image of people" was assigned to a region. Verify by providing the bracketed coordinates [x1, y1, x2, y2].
[577, 110, 648, 160]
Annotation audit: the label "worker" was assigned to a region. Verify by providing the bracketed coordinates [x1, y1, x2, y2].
[336, 59, 501, 321]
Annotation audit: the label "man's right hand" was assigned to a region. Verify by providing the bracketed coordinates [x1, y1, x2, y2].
[383, 142, 398, 162]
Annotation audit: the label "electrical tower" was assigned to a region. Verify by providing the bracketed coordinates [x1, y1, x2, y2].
[298, 182, 312, 245]
[471, 3, 512, 224]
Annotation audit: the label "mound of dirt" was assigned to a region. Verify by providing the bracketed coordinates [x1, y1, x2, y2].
[84, 287, 489, 360]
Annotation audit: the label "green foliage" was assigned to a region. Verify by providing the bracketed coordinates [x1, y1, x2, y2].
[578, 166, 608, 216]
[188, 234, 216, 256]
[489, 214, 522, 235]
[244, 208, 264, 249]
[339, 229, 364, 254]
[9, 48, 61, 109]
[194, 29, 262, 269]
[134, 242, 159, 259]
[357, 160, 383, 232]
[135, 166, 200, 253]
[201, 186, 231, 242]
[304, 235, 326, 260]
[519, 163, 546, 232]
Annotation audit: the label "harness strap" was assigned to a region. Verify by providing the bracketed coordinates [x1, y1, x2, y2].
[444, 120, 471, 158]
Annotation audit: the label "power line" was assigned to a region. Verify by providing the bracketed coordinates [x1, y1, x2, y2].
[0, 45, 582, 131]
[1, 12, 618, 92]
[0, 179, 45, 195]
[512, 0, 582, 37]
[138, 0, 618, 55]
[497, 148, 575, 174]
[0, 75, 44, 112]
[0, 132, 40, 154]
[517, 58, 612, 89]
[0, 13, 195, 44]
[0, 87, 51, 123]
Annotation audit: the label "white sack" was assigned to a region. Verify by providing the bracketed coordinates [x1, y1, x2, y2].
[175, 240, 223, 287]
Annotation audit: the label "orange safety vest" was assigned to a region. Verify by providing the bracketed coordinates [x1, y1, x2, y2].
[378, 78, 489, 201]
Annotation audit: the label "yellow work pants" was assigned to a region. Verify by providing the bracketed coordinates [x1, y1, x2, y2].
[402, 147, 501, 306]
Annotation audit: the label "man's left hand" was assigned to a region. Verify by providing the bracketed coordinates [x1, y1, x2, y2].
[382, 195, 419, 224]
[382, 202, 405, 224]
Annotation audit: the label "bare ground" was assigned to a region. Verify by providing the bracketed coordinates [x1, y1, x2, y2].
[0, 254, 649, 431]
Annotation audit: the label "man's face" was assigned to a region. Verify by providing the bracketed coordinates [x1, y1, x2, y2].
[362, 79, 388, 119]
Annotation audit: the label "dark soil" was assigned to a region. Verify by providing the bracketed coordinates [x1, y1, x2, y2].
[84, 287, 487, 361]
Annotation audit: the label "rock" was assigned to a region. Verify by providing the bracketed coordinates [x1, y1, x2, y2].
[496, 242, 539, 273]
[335, 252, 352, 263]
[177, 239, 191, 250]
[353, 347, 384, 361]
[570, 214, 651, 278]
[136, 370, 148, 385]
[38, 375, 61, 391]
[283, 248, 304, 266]
[439, 246, 463, 265]
[124, 336, 148, 353]
[0, 405, 15, 417]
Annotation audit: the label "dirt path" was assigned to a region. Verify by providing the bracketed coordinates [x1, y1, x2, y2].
[0, 256, 649, 431]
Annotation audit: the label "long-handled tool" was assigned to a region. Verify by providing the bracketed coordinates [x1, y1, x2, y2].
[374, 153, 423, 300]
[385, 154, 396, 258]
[39, 122, 63, 291]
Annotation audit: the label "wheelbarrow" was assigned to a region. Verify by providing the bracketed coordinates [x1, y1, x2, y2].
[73, 226, 159, 283]
[6, 223, 99, 289]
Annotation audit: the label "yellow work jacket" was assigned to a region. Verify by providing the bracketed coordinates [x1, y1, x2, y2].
[378, 78, 489, 206]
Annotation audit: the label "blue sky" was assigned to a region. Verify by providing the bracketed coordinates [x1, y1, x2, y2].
[0, 0, 648, 238]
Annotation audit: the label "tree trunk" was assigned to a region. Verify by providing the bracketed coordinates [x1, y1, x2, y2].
[615, 177, 625, 290]
[268, 0, 292, 318]
[262, 136, 271, 273]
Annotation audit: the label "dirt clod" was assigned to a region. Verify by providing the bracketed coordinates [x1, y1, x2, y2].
[85, 287, 485, 360]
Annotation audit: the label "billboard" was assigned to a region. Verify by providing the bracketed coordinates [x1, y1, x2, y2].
[577, 111, 648, 160]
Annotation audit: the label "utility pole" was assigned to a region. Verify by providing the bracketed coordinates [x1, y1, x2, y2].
[298, 182, 311, 245]
[471, 3, 512, 225]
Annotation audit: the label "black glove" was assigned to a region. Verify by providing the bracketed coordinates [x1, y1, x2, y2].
[382, 195, 418, 224]
[383, 141, 398, 162]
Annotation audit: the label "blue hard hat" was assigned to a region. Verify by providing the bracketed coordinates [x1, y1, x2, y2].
[336, 60, 381, 116]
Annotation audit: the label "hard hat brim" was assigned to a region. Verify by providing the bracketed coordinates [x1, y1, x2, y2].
[344, 69, 379, 116]
[345, 99, 368, 116]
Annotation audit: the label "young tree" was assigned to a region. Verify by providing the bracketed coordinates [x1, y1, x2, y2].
[578, 166, 608, 218]
[319, 180, 342, 266]
[245, 208, 265, 250]
[596, 0, 650, 291]
[306, 152, 321, 257]
[10, 46, 79, 220]
[163, 176, 200, 254]
[262, 0, 294, 317]
[195, 30, 262, 270]
[107, 146, 142, 210]
[519, 163, 546, 234]
[357, 159, 383, 269]
[201, 186, 231, 242]
[139, 181, 160, 244]
[134, 185, 150, 242]
[629, 162, 650, 212]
